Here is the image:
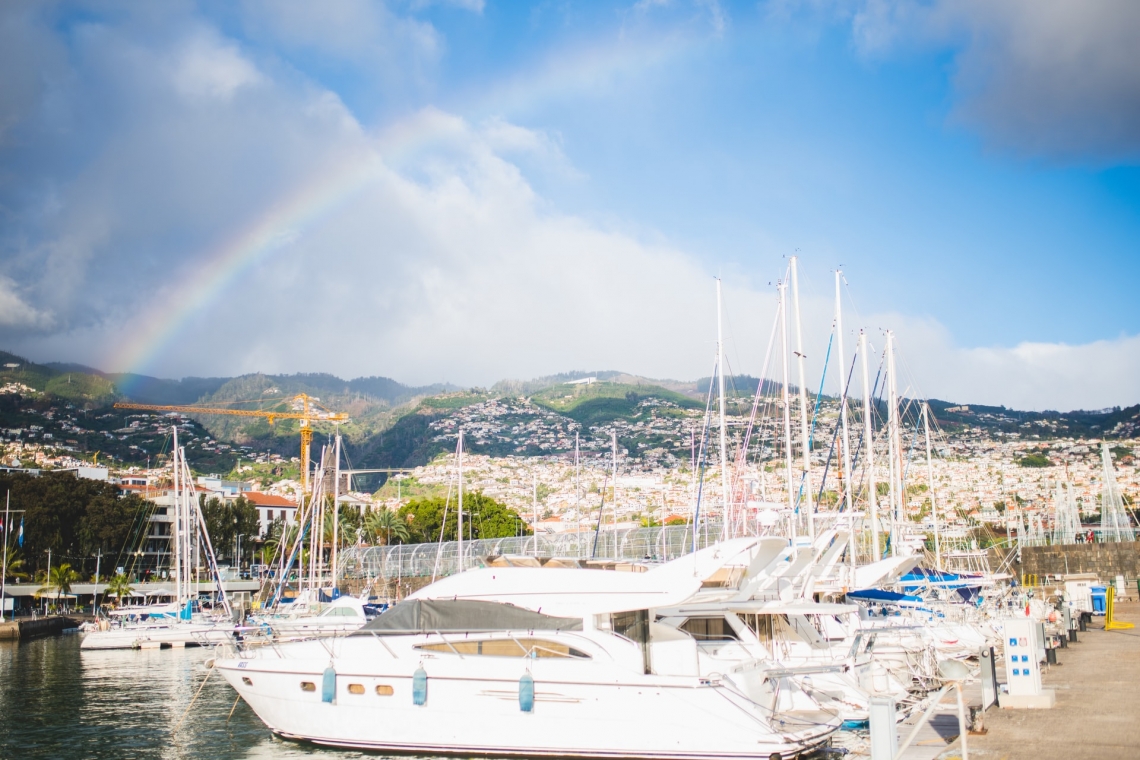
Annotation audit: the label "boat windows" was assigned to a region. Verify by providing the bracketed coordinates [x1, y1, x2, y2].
[415, 638, 590, 659]
[679, 617, 739, 642]
[376, 684, 394, 696]
[321, 607, 361, 618]
[300, 681, 316, 692]
[347, 683, 365, 695]
[738, 613, 777, 646]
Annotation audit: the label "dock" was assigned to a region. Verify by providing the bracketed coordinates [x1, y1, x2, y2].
[841, 601, 1140, 760]
[965, 600, 1140, 760]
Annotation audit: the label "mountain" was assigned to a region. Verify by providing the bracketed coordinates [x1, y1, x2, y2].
[3, 348, 1138, 479]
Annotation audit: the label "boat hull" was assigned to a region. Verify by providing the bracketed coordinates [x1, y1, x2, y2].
[216, 654, 836, 759]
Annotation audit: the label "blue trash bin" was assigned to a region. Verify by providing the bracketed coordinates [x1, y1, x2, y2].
[1091, 585, 1107, 615]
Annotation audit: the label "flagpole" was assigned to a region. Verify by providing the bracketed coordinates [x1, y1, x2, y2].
[2, 491, 8, 621]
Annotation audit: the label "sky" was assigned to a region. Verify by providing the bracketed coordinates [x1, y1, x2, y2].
[1, 0, 1138, 411]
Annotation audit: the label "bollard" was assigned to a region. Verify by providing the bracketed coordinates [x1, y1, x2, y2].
[1079, 613, 1087, 632]
[1046, 647, 1057, 665]
[1069, 629, 1078, 643]
[868, 696, 898, 760]
[980, 647, 999, 711]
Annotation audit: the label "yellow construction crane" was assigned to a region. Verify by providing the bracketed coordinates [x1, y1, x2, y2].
[113, 393, 347, 492]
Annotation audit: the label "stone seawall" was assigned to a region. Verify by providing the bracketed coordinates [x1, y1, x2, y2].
[1016, 541, 1140, 580]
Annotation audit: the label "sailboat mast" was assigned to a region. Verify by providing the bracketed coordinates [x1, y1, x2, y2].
[886, 330, 901, 556]
[716, 279, 731, 538]
[860, 330, 878, 560]
[611, 431, 618, 535]
[834, 271, 855, 579]
[779, 281, 796, 547]
[172, 426, 183, 605]
[790, 256, 814, 540]
[331, 432, 341, 589]
[923, 402, 940, 569]
[457, 428, 464, 570]
[574, 432, 580, 558]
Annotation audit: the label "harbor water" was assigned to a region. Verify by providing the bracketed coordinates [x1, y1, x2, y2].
[0, 634, 363, 759]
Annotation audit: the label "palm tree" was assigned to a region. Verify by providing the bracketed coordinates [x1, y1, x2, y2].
[37, 563, 80, 611]
[105, 572, 134, 607]
[365, 508, 409, 546]
[1, 548, 27, 582]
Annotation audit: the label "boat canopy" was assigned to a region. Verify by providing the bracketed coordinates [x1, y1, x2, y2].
[354, 599, 582, 635]
[411, 538, 759, 616]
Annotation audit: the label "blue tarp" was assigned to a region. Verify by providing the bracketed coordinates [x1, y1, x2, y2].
[846, 589, 922, 603]
[899, 569, 985, 590]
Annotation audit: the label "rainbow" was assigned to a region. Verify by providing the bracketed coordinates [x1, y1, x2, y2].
[107, 153, 379, 389]
[106, 31, 693, 388]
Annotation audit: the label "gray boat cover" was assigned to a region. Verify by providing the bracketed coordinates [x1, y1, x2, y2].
[354, 599, 583, 635]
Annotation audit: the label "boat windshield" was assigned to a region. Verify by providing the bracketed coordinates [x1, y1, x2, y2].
[353, 599, 583, 635]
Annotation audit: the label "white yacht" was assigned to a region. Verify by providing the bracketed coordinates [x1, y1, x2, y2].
[214, 540, 841, 758]
[254, 593, 371, 641]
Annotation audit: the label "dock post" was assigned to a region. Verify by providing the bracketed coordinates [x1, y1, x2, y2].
[869, 696, 897, 760]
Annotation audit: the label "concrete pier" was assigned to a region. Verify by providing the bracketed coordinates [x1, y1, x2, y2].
[961, 601, 1140, 760]
[0, 616, 82, 640]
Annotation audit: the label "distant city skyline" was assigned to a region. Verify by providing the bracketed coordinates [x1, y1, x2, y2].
[0, 1, 1137, 410]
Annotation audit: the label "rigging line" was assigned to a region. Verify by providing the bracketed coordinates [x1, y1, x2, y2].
[590, 473, 610, 558]
[794, 332, 833, 511]
[690, 358, 719, 550]
[734, 301, 781, 495]
[816, 349, 859, 507]
[852, 351, 888, 498]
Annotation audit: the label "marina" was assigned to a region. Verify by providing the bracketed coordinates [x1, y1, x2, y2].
[2, 4, 1138, 759]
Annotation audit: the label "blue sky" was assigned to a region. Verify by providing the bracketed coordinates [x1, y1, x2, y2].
[1, 1, 1138, 408]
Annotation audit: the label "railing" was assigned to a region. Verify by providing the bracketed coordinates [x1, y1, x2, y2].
[338, 523, 727, 581]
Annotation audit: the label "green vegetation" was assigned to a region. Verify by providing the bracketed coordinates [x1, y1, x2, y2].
[396, 492, 530, 544]
[105, 572, 134, 604]
[364, 508, 410, 545]
[200, 495, 261, 565]
[0, 471, 156, 578]
[1018, 453, 1051, 468]
[532, 382, 700, 418]
[38, 563, 80, 604]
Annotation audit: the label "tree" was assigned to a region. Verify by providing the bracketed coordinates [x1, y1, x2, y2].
[105, 572, 133, 606]
[365, 508, 409, 545]
[201, 495, 261, 564]
[38, 563, 80, 607]
[1, 548, 27, 582]
[80, 493, 148, 557]
[397, 492, 529, 544]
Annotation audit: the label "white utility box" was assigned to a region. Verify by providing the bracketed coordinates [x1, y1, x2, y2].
[999, 617, 1055, 709]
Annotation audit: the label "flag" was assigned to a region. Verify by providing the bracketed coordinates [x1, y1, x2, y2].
[17, 517, 23, 547]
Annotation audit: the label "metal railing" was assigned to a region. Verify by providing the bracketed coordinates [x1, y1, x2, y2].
[338, 523, 727, 581]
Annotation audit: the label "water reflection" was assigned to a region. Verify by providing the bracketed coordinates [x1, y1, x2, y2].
[0, 635, 366, 759]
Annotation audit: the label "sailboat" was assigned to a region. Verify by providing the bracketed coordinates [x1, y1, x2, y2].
[82, 427, 235, 650]
[252, 433, 373, 640]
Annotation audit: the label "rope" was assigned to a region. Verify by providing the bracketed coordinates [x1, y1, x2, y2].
[172, 665, 213, 734]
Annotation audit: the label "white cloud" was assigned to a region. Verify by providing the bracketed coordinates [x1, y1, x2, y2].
[171, 33, 264, 101]
[0, 276, 53, 330]
[2, 2, 1136, 414]
[840, 0, 1140, 160]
